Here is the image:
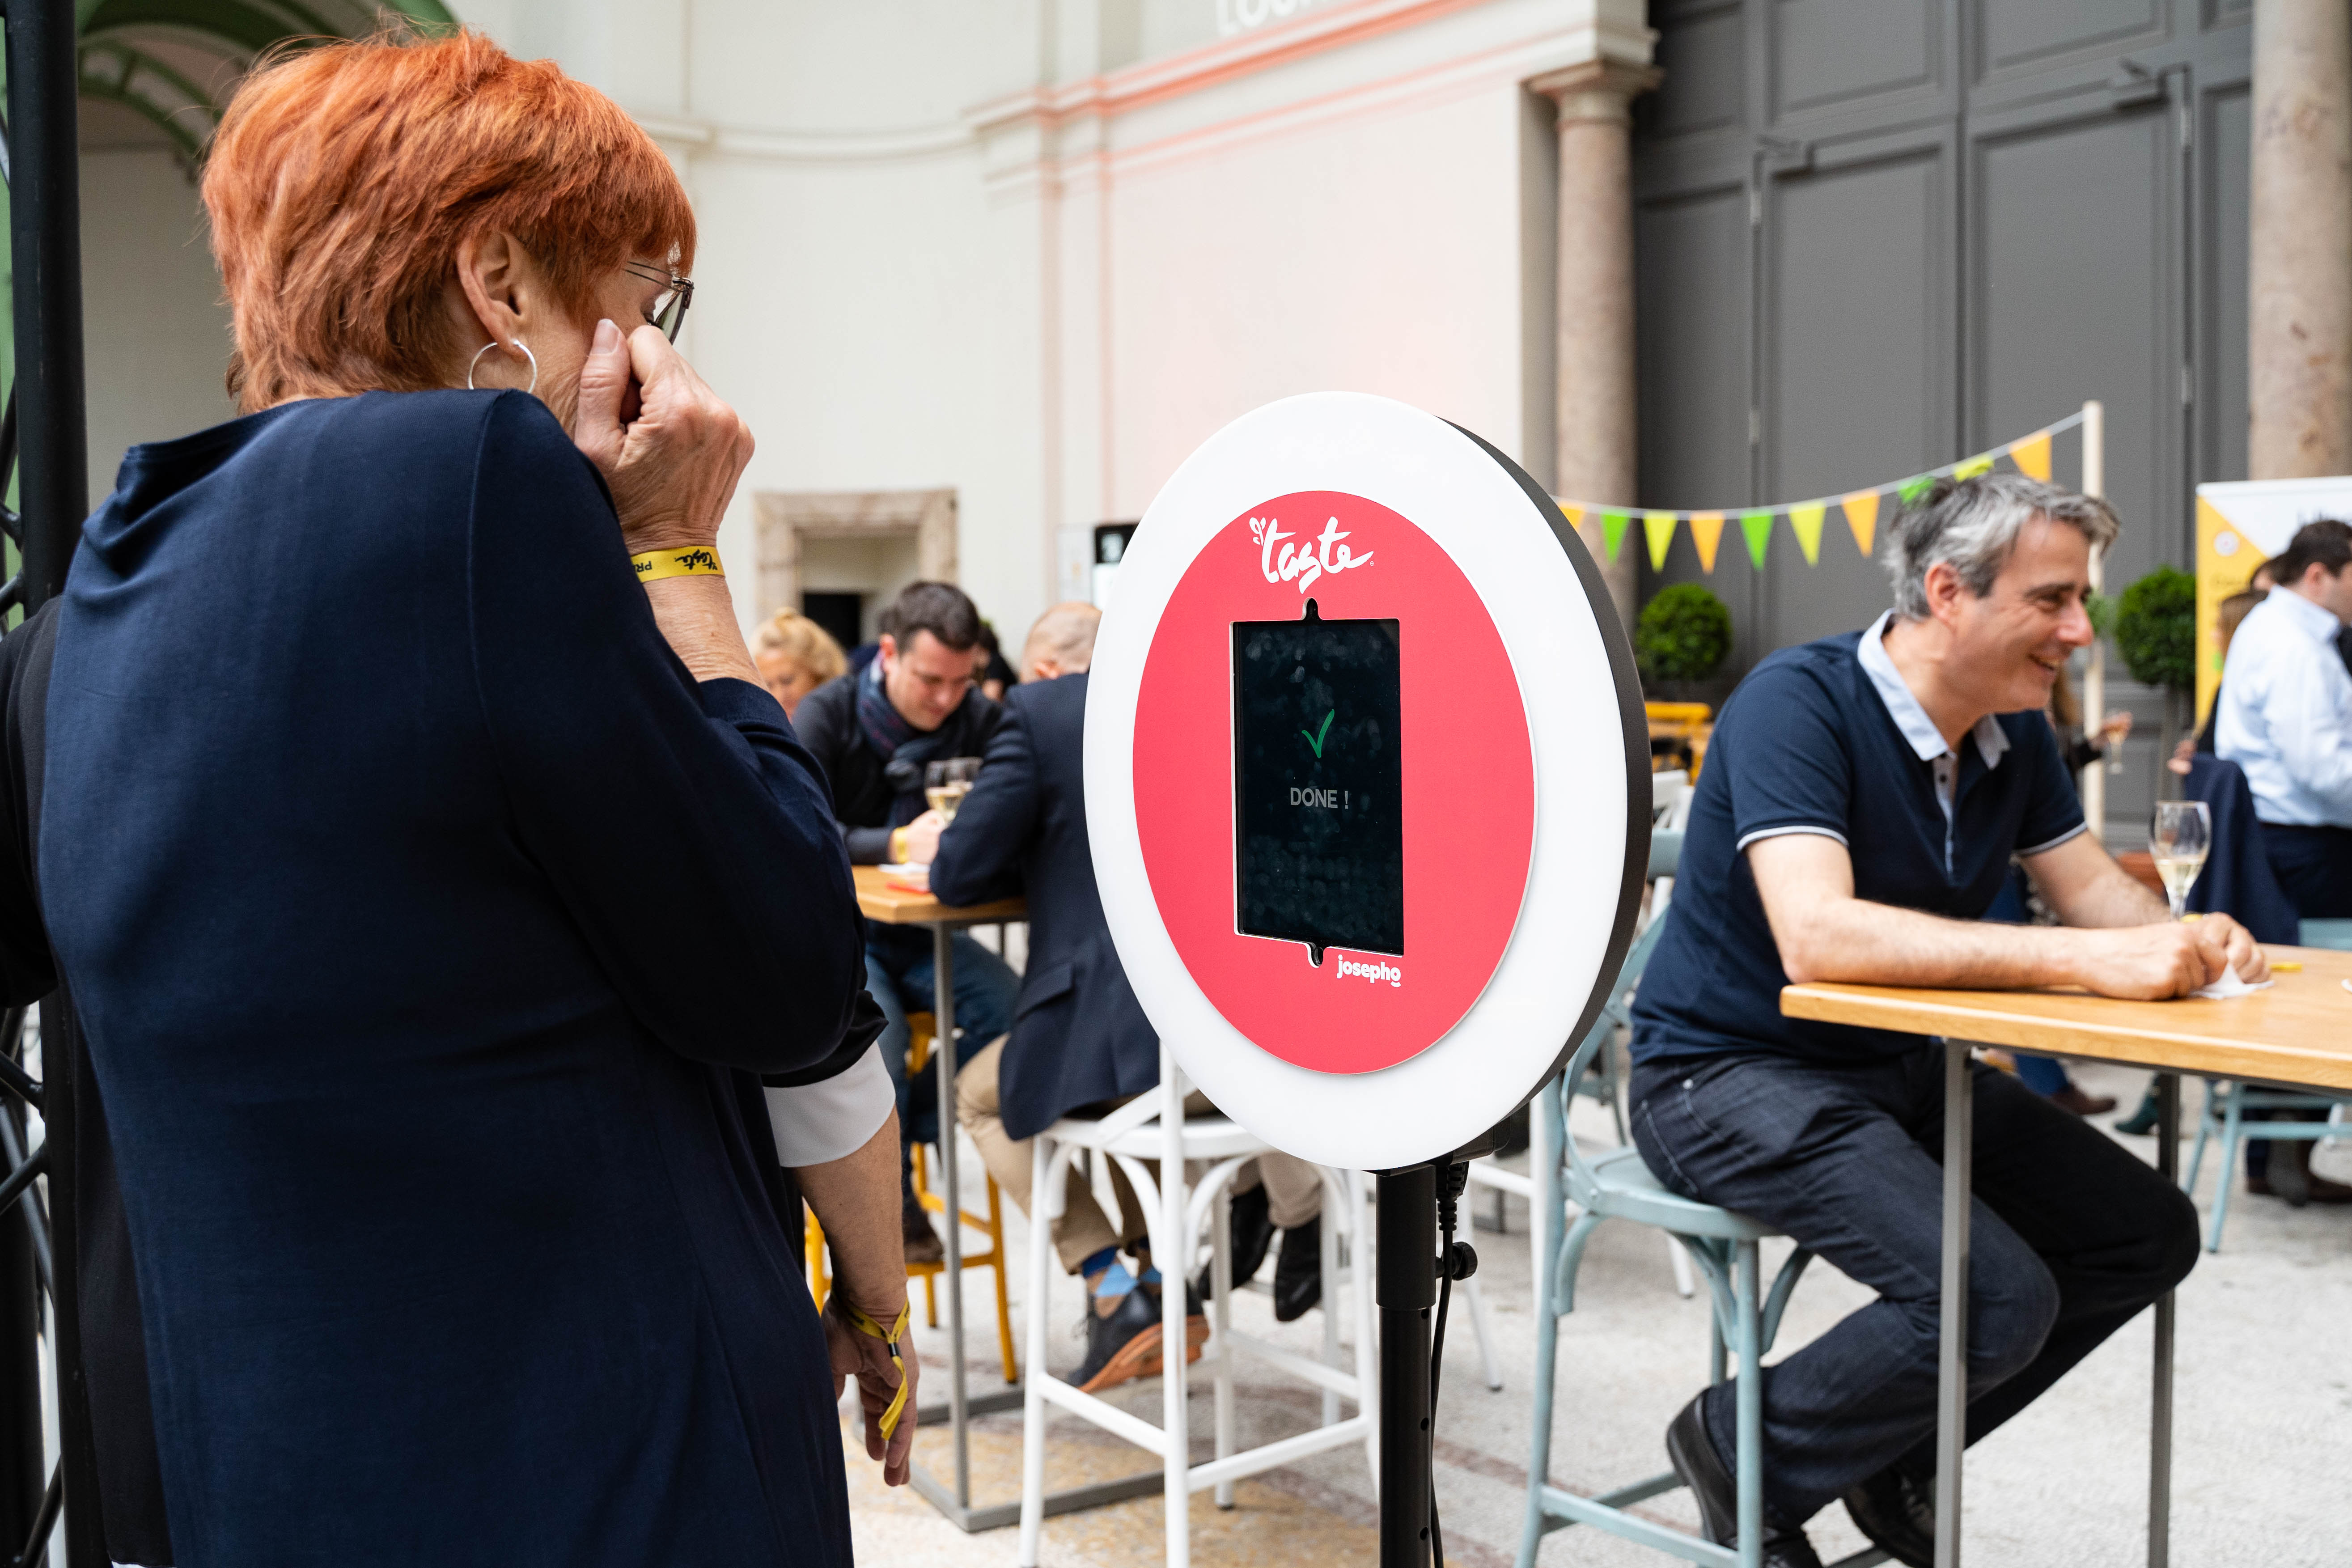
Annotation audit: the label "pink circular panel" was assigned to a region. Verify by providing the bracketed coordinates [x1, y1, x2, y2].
[1132, 490, 1535, 1074]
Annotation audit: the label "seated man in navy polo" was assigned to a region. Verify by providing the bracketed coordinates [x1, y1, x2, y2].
[1630, 474, 2261, 1568]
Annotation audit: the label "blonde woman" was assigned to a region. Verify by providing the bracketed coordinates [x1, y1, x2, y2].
[754, 608, 848, 720]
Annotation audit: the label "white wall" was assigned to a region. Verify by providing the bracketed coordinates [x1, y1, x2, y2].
[78, 149, 236, 498]
[71, 0, 1644, 655]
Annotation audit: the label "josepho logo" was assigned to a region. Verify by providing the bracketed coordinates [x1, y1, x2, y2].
[1249, 516, 1373, 593]
[1336, 956, 1402, 989]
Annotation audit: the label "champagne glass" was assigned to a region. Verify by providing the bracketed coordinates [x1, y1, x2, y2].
[2149, 800, 2211, 922]
[925, 757, 979, 823]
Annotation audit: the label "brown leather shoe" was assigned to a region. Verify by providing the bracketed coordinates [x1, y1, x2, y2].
[2050, 1085, 2118, 1117]
[903, 1198, 945, 1265]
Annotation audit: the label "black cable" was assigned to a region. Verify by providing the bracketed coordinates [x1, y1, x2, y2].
[1428, 1162, 1466, 1568]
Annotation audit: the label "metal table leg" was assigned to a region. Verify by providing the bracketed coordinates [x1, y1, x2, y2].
[905, 918, 1165, 1534]
[2149, 1073, 2178, 1568]
[936, 922, 969, 1504]
[1934, 1040, 1972, 1568]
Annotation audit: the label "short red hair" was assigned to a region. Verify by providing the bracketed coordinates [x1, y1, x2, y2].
[204, 30, 696, 412]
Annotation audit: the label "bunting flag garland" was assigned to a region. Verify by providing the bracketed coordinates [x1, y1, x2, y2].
[1556, 411, 2084, 574]
[1690, 510, 1725, 573]
[2010, 432, 2051, 481]
[1841, 490, 1879, 556]
[1643, 510, 1677, 572]
[1788, 500, 1826, 565]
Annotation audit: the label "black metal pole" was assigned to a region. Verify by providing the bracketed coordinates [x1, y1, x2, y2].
[1376, 1164, 1436, 1568]
[4, 2, 97, 1562]
[8, 0, 89, 606]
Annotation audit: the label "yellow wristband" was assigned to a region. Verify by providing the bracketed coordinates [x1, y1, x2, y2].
[841, 1300, 913, 1440]
[890, 827, 910, 863]
[631, 546, 724, 583]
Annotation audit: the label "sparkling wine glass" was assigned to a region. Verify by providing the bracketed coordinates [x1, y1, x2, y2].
[925, 757, 979, 823]
[2149, 800, 2211, 922]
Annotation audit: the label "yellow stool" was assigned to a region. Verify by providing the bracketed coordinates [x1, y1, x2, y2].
[805, 1011, 1019, 1384]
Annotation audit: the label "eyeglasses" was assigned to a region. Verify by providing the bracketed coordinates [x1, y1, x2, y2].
[622, 260, 694, 342]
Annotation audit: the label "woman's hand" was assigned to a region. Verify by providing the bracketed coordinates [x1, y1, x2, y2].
[2100, 711, 2133, 747]
[824, 1294, 918, 1486]
[570, 318, 754, 555]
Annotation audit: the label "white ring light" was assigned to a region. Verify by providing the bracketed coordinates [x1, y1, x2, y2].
[1086, 392, 1649, 1170]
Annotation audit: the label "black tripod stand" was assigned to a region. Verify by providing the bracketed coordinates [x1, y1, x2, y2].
[1374, 1159, 1480, 1568]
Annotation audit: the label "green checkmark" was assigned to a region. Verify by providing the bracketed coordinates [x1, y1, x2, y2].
[1301, 708, 1335, 757]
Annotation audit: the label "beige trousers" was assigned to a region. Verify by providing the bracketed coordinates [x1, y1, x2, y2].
[956, 1034, 1324, 1274]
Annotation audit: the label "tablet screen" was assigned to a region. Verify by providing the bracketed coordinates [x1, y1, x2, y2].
[1232, 607, 1403, 957]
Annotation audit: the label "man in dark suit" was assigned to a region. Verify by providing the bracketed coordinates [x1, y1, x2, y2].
[796, 581, 1020, 1262]
[928, 604, 1324, 1394]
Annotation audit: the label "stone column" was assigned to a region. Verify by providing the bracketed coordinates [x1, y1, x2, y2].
[1533, 60, 1660, 632]
[2249, 0, 2352, 479]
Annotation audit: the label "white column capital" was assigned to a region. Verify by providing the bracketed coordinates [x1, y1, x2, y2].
[1528, 59, 1663, 127]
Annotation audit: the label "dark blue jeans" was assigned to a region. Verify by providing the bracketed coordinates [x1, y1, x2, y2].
[1630, 1048, 2199, 1524]
[866, 933, 1019, 1148]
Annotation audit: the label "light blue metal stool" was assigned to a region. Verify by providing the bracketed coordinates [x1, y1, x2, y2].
[1516, 834, 1873, 1568]
[2182, 919, 2352, 1250]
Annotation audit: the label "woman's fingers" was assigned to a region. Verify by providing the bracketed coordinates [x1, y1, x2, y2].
[602, 324, 753, 552]
[568, 318, 631, 475]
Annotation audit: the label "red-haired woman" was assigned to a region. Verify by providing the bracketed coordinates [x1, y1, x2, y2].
[14, 30, 908, 1564]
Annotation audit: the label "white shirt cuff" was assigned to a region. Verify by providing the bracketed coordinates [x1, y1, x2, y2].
[765, 1043, 894, 1167]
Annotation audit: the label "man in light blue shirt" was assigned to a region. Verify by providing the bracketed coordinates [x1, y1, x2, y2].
[2217, 518, 2352, 916]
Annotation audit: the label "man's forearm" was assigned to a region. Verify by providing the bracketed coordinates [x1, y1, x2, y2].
[2032, 860, 2168, 929]
[1773, 895, 2103, 990]
[795, 1113, 909, 1316]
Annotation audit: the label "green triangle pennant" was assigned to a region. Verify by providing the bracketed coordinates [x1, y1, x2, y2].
[1600, 510, 1631, 564]
[1897, 474, 1935, 505]
[1740, 509, 1773, 570]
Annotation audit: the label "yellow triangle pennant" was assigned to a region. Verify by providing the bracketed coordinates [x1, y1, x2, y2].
[1789, 501, 1826, 565]
[1643, 511, 1678, 572]
[1556, 501, 1585, 532]
[1841, 491, 1880, 557]
[2009, 432, 2051, 481]
[1689, 511, 1725, 574]
[1952, 453, 1995, 479]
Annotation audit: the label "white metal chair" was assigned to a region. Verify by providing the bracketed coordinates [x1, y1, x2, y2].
[1016, 1045, 1377, 1568]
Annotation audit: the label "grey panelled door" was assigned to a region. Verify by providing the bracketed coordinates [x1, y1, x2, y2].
[1632, 0, 2251, 844]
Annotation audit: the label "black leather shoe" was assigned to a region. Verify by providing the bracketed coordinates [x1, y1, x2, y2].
[1195, 1183, 1274, 1301]
[1071, 1286, 1168, 1394]
[1840, 1463, 1935, 1568]
[1665, 1395, 1822, 1568]
[1273, 1217, 1323, 1322]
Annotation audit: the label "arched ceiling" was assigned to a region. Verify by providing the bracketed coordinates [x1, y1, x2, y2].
[73, 0, 457, 163]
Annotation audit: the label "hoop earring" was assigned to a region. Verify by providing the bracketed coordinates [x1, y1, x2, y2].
[466, 338, 539, 396]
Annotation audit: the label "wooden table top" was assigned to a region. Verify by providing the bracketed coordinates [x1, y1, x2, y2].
[852, 864, 1027, 927]
[1781, 945, 2352, 1093]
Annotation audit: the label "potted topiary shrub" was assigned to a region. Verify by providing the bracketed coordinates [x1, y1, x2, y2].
[1635, 583, 1733, 701]
[2110, 564, 2196, 776]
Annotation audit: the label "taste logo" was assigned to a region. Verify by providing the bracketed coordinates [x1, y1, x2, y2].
[1336, 956, 1402, 989]
[1250, 516, 1374, 593]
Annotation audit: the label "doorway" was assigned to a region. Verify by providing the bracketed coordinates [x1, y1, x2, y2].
[752, 488, 959, 640]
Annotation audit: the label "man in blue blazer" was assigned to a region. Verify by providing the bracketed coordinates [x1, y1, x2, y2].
[928, 604, 1324, 1392]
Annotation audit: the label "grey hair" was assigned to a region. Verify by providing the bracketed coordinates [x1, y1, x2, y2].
[1885, 472, 2119, 620]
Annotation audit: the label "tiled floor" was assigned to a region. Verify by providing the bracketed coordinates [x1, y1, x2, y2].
[850, 1063, 2352, 1568]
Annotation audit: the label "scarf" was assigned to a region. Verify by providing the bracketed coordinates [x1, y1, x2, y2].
[856, 657, 959, 823]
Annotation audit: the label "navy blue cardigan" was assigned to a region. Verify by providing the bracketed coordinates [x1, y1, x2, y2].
[39, 390, 865, 1565]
